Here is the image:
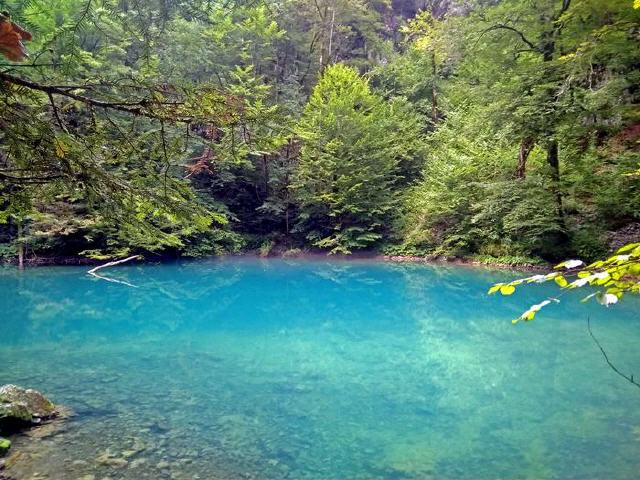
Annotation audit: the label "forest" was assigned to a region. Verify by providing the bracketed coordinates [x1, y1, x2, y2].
[0, 0, 639, 267]
[2, 2, 640, 478]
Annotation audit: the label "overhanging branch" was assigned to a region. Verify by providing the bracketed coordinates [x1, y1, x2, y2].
[479, 24, 541, 53]
[0, 71, 236, 124]
[0, 171, 64, 184]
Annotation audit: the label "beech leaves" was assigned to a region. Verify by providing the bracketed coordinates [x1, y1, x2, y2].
[489, 243, 640, 324]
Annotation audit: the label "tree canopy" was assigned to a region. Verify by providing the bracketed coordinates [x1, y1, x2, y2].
[0, 0, 638, 275]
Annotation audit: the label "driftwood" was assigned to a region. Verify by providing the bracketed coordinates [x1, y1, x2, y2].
[87, 255, 141, 287]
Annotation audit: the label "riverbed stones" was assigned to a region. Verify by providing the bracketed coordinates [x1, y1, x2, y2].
[96, 450, 129, 469]
[0, 385, 56, 430]
[129, 457, 147, 469]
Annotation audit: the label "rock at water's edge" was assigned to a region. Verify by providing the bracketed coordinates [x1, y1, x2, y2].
[0, 385, 57, 432]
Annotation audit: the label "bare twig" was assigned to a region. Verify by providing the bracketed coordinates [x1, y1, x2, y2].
[47, 92, 68, 133]
[587, 317, 640, 390]
[478, 24, 541, 53]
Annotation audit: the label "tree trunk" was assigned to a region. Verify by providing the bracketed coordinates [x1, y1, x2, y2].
[17, 220, 24, 270]
[546, 139, 565, 224]
[285, 206, 290, 235]
[539, 0, 571, 227]
[262, 154, 269, 197]
[430, 50, 438, 124]
[328, 7, 335, 64]
[516, 137, 534, 179]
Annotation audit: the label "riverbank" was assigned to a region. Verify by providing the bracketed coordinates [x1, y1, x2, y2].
[1, 251, 551, 271]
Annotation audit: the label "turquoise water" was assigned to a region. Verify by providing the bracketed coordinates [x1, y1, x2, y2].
[1, 258, 639, 479]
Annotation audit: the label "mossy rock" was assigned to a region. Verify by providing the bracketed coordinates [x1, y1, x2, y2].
[0, 437, 10, 456]
[0, 402, 31, 423]
[0, 385, 56, 433]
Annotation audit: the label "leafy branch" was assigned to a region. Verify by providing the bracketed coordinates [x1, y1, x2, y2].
[489, 243, 640, 323]
[0, 71, 241, 124]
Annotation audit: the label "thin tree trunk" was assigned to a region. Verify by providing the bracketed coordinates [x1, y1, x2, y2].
[516, 138, 534, 179]
[328, 7, 335, 64]
[431, 50, 438, 124]
[17, 220, 24, 270]
[285, 206, 290, 235]
[546, 139, 565, 225]
[262, 154, 269, 197]
[539, 0, 571, 227]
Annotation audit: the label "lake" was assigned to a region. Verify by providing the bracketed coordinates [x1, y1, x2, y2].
[1, 258, 639, 479]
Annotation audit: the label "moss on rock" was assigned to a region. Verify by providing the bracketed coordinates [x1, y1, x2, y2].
[0, 437, 10, 456]
[0, 385, 56, 433]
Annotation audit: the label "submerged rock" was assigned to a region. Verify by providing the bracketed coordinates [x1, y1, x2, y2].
[0, 384, 62, 478]
[0, 453, 17, 480]
[96, 451, 128, 468]
[0, 385, 57, 432]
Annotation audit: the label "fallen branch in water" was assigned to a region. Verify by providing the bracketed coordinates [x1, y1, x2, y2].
[87, 255, 141, 274]
[87, 255, 141, 287]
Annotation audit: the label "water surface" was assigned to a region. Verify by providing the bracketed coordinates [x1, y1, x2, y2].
[1, 258, 639, 479]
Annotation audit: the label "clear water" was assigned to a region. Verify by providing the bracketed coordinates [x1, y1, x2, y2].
[1, 258, 639, 480]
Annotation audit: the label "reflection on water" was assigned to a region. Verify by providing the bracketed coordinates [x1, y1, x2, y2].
[0, 258, 639, 479]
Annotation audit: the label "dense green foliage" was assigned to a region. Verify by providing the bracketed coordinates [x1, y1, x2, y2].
[293, 64, 422, 253]
[386, 0, 640, 262]
[0, 0, 638, 265]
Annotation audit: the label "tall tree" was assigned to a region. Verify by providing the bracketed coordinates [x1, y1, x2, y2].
[292, 63, 422, 253]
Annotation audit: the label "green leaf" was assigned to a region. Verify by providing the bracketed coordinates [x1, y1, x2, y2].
[616, 243, 640, 253]
[500, 285, 516, 295]
[554, 275, 568, 287]
[555, 259, 583, 270]
[596, 292, 619, 306]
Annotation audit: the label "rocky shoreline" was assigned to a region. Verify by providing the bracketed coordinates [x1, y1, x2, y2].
[0, 385, 63, 480]
[375, 255, 548, 270]
[2, 251, 551, 271]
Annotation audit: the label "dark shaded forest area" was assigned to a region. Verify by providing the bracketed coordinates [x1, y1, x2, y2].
[0, 0, 638, 266]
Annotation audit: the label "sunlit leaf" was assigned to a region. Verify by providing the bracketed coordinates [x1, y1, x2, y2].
[581, 292, 598, 303]
[626, 243, 640, 253]
[500, 285, 516, 295]
[54, 139, 68, 158]
[597, 292, 619, 306]
[515, 299, 555, 324]
[554, 275, 568, 287]
[555, 259, 583, 270]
